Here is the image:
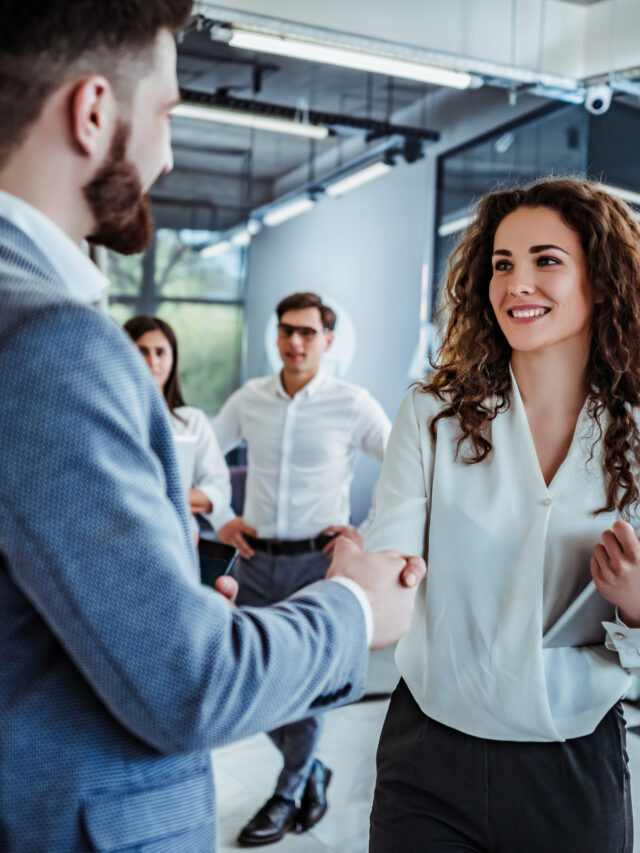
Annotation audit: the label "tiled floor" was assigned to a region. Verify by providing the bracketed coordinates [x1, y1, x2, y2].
[213, 649, 640, 851]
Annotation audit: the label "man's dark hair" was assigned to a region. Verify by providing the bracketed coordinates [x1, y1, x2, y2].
[0, 0, 193, 167]
[276, 292, 337, 331]
[123, 314, 187, 418]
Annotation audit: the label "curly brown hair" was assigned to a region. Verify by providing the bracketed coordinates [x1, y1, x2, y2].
[422, 176, 640, 516]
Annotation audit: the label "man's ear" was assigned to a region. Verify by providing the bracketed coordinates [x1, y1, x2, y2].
[69, 76, 115, 158]
[324, 330, 334, 351]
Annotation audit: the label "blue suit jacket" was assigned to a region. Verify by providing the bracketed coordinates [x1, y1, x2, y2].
[0, 218, 368, 852]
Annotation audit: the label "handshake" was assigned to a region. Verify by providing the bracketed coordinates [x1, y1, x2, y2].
[216, 537, 426, 651]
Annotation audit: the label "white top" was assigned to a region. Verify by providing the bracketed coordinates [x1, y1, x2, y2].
[170, 406, 232, 532]
[365, 376, 640, 743]
[0, 190, 108, 307]
[213, 370, 391, 540]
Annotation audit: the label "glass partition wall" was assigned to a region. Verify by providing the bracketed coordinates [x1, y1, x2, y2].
[433, 100, 640, 312]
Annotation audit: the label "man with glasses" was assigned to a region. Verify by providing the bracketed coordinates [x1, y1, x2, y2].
[214, 291, 391, 846]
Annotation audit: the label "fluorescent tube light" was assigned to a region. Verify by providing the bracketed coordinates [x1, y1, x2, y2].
[596, 183, 640, 207]
[438, 215, 472, 238]
[230, 230, 251, 247]
[229, 31, 475, 90]
[326, 161, 392, 197]
[172, 103, 328, 139]
[200, 240, 232, 259]
[263, 197, 315, 227]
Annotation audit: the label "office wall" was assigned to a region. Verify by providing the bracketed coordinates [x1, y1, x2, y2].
[242, 87, 542, 522]
[244, 153, 429, 524]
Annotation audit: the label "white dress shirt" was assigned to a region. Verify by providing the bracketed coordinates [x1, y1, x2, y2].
[213, 370, 391, 540]
[0, 190, 108, 307]
[171, 406, 232, 531]
[365, 375, 640, 742]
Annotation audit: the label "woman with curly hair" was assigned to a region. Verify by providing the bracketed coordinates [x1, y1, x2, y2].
[367, 177, 640, 852]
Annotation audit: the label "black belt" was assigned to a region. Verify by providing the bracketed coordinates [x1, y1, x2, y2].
[246, 534, 336, 556]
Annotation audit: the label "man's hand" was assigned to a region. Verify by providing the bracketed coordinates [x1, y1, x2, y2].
[217, 517, 258, 560]
[326, 537, 426, 650]
[591, 520, 640, 627]
[321, 525, 363, 555]
[188, 488, 213, 515]
[214, 574, 238, 607]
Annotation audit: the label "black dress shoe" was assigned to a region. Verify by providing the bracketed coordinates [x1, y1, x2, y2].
[237, 795, 298, 846]
[296, 759, 333, 832]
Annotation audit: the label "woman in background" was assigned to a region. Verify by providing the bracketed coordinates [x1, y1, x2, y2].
[124, 315, 232, 533]
[367, 177, 640, 852]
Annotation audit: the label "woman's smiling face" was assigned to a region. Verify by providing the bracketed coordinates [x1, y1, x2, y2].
[489, 205, 597, 356]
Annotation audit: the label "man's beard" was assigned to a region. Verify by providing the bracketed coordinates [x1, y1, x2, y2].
[83, 122, 153, 255]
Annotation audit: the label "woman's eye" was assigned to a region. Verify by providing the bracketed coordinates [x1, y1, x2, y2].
[493, 260, 511, 271]
[537, 255, 559, 266]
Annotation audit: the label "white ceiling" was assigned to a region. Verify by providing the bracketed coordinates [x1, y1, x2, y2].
[153, 1, 640, 232]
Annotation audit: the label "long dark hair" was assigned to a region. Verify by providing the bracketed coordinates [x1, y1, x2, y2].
[422, 176, 640, 517]
[124, 315, 187, 418]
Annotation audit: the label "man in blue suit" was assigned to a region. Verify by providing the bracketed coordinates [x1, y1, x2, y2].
[0, 2, 425, 851]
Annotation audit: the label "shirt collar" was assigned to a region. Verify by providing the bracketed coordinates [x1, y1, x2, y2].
[275, 368, 327, 400]
[0, 190, 109, 308]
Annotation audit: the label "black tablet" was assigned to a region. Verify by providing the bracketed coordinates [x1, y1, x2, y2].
[198, 538, 239, 588]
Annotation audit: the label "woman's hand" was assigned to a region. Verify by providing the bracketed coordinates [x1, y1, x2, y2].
[591, 520, 640, 627]
[188, 488, 212, 515]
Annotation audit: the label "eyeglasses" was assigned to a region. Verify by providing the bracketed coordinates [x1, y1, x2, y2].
[277, 323, 328, 340]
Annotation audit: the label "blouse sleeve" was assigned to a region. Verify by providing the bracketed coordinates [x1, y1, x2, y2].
[188, 408, 234, 531]
[364, 388, 431, 558]
[604, 612, 640, 676]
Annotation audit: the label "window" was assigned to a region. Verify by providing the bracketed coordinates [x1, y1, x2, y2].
[434, 104, 587, 309]
[107, 228, 246, 414]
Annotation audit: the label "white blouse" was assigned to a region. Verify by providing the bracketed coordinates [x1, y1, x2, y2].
[365, 375, 640, 742]
[170, 406, 232, 532]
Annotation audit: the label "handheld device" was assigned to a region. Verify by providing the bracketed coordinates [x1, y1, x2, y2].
[198, 538, 238, 588]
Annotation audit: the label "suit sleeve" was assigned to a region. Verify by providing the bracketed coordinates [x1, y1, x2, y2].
[0, 306, 367, 753]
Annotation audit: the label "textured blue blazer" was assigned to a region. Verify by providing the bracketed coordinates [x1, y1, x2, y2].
[0, 218, 368, 852]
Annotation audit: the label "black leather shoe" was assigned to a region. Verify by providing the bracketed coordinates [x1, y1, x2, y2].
[237, 795, 298, 846]
[296, 759, 332, 832]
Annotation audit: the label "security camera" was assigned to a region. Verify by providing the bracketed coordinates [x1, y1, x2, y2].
[584, 85, 612, 115]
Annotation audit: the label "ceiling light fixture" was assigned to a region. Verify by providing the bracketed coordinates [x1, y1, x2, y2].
[325, 161, 392, 197]
[230, 230, 251, 247]
[172, 103, 329, 139]
[596, 183, 640, 207]
[438, 215, 472, 238]
[228, 30, 478, 90]
[263, 197, 315, 227]
[200, 239, 232, 259]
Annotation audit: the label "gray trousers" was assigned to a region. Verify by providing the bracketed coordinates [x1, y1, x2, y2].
[236, 548, 330, 801]
[370, 679, 633, 853]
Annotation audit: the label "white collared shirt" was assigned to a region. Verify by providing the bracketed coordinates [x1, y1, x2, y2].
[0, 190, 108, 307]
[365, 375, 640, 742]
[212, 371, 391, 540]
